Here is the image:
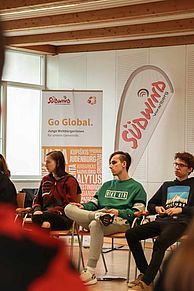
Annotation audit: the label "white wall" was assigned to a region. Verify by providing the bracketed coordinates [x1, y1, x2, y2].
[47, 45, 194, 200]
[14, 180, 40, 191]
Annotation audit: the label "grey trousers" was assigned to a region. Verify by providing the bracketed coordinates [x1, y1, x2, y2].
[65, 204, 130, 268]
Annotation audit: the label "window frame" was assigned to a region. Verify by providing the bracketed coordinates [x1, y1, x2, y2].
[0, 49, 46, 181]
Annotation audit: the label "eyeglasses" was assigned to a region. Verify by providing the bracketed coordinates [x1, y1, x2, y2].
[173, 162, 188, 168]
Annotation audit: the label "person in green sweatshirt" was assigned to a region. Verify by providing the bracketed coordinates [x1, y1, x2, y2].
[65, 150, 147, 286]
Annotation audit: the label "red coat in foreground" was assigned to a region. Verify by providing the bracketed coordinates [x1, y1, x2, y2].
[0, 204, 87, 291]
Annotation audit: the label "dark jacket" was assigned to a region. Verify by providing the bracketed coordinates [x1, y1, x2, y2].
[148, 177, 194, 224]
[0, 174, 17, 206]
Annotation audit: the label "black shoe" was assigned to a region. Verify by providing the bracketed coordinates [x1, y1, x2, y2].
[99, 213, 115, 226]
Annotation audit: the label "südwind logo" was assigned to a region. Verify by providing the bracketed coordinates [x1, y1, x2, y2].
[48, 96, 71, 105]
[115, 65, 174, 175]
[137, 89, 149, 97]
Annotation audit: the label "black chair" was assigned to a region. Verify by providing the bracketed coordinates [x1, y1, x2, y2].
[21, 188, 38, 207]
[15, 188, 38, 227]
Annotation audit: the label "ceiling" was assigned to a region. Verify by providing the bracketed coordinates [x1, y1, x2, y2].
[1, 0, 194, 55]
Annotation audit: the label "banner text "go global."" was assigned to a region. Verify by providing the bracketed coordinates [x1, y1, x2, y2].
[48, 118, 93, 126]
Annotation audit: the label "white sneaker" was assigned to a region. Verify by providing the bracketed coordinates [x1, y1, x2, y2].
[80, 269, 97, 285]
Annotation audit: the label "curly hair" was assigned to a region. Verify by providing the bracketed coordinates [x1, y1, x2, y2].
[175, 152, 194, 174]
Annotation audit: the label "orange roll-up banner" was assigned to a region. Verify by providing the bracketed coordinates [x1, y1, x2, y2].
[42, 90, 103, 202]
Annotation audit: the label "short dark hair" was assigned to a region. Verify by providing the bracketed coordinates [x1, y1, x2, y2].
[175, 152, 194, 174]
[0, 154, 10, 177]
[46, 151, 66, 177]
[109, 151, 131, 171]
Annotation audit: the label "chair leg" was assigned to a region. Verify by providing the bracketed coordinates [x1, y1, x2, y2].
[14, 214, 19, 224]
[76, 231, 85, 271]
[134, 263, 138, 279]
[111, 237, 114, 250]
[127, 250, 131, 283]
[101, 251, 108, 274]
[70, 222, 75, 259]
[22, 213, 29, 228]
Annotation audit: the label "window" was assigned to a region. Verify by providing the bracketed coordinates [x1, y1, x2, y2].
[1, 49, 45, 179]
[3, 50, 44, 85]
[6, 86, 41, 178]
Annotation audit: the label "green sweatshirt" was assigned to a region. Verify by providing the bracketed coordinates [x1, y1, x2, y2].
[82, 178, 147, 222]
